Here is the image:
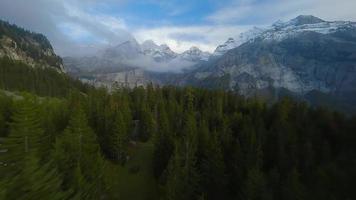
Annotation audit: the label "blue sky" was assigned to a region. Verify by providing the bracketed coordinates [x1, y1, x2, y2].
[1, 0, 356, 56]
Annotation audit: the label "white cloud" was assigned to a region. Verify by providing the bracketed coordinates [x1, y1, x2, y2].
[207, 0, 356, 25]
[2, 0, 356, 58]
[134, 25, 251, 53]
[0, 0, 131, 56]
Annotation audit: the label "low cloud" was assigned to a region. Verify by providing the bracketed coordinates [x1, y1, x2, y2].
[124, 56, 196, 73]
[134, 25, 251, 53]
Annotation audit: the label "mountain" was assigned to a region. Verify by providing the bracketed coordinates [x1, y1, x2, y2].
[0, 20, 64, 72]
[141, 40, 177, 62]
[179, 46, 211, 62]
[63, 39, 211, 89]
[180, 15, 356, 113]
[211, 15, 355, 57]
[213, 27, 265, 57]
[102, 38, 142, 61]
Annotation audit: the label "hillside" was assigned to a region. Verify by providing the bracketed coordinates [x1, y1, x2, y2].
[179, 16, 356, 114]
[0, 20, 64, 71]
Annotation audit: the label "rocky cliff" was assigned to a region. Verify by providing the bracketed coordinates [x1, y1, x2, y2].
[0, 20, 64, 72]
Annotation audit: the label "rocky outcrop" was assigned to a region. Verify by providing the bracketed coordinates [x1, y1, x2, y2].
[0, 20, 64, 72]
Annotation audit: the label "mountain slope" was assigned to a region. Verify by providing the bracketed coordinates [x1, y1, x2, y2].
[0, 20, 64, 72]
[181, 15, 356, 113]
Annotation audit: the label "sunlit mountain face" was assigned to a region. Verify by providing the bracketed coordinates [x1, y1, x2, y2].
[1, 1, 356, 200]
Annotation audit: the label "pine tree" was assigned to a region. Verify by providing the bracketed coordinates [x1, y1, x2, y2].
[0, 98, 42, 179]
[166, 112, 200, 200]
[244, 167, 267, 200]
[153, 104, 174, 179]
[112, 110, 129, 164]
[199, 130, 226, 200]
[138, 104, 156, 142]
[0, 97, 67, 199]
[53, 106, 107, 199]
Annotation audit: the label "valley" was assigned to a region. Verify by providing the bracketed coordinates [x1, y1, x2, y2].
[0, 3, 356, 200]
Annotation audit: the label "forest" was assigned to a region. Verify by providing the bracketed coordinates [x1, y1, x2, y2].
[0, 60, 356, 200]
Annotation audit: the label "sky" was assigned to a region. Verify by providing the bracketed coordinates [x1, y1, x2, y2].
[1, 0, 356, 56]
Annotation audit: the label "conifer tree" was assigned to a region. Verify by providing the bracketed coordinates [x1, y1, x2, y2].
[0, 97, 67, 199]
[0, 98, 42, 179]
[138, 104, 156, 142]
[112, 110, 129, 164]
[166, 112, 200, 200]
[153, 104, 174, 179]
[53, 106, 107, 199]
[244, 167, 267, 200]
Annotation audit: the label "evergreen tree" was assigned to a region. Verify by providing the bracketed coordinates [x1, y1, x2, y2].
[166, 113, 200, 200]
[153, 104, 174, 179]
[138, 104, 156, 142]
[244, 167, 267, 200]
[0, 97, 67, 199]
[112, 110, 129, 164]
[53, 106, 107, 199]
[0, 98, 42, 179]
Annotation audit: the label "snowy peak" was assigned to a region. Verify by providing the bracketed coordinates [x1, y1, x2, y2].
[180, 46, 211, 62]
[213, 38, 237, 57]
[214, 15, 356, 57]
[213, 27, 264, 57]
[141, 41, 177, 62]
[141, 40, 160, 51]
[290, 15, 325, 26]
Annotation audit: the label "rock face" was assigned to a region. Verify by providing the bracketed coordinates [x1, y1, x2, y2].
[0, 20, 64, 72]
[80, 68, 147, 90]
[180, 16, 356, 113]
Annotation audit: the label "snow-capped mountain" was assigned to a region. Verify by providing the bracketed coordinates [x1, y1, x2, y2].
[213, 15, 356, 57]
[258, 15, 356, 42]
[179, 15, 356, 113]
[63, 38, 211, 88]
[141, 40, 177, 62]
[213, 27, 265, 57]
[65, 38, 210, 75]
[179, 47, 211, 62]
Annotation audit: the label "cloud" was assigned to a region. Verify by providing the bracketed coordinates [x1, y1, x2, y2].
[207, 0, 356, 25]
[1, 0, 356, 59]
[134, 25, 251, 53]
[123, 56, 196, 73]
[0, 0, 131, 56]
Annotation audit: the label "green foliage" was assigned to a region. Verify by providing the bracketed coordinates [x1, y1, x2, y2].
[0, 72, 355, 200]
[0, 97, 68, 199]
[53, 105, 107, 199]
[0, 57, 91, 97]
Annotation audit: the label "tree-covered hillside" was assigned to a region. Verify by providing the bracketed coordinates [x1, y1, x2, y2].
[0, 57, 90, 97]
[0, 20, 63, 71]
[0, 82, 355, 199]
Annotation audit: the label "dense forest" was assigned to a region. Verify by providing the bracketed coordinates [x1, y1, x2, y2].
[0, 60, 356, 200]
[0, 58, 90, 97]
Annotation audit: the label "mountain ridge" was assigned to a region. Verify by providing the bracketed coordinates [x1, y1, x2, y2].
[0, 20, 64, 72]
